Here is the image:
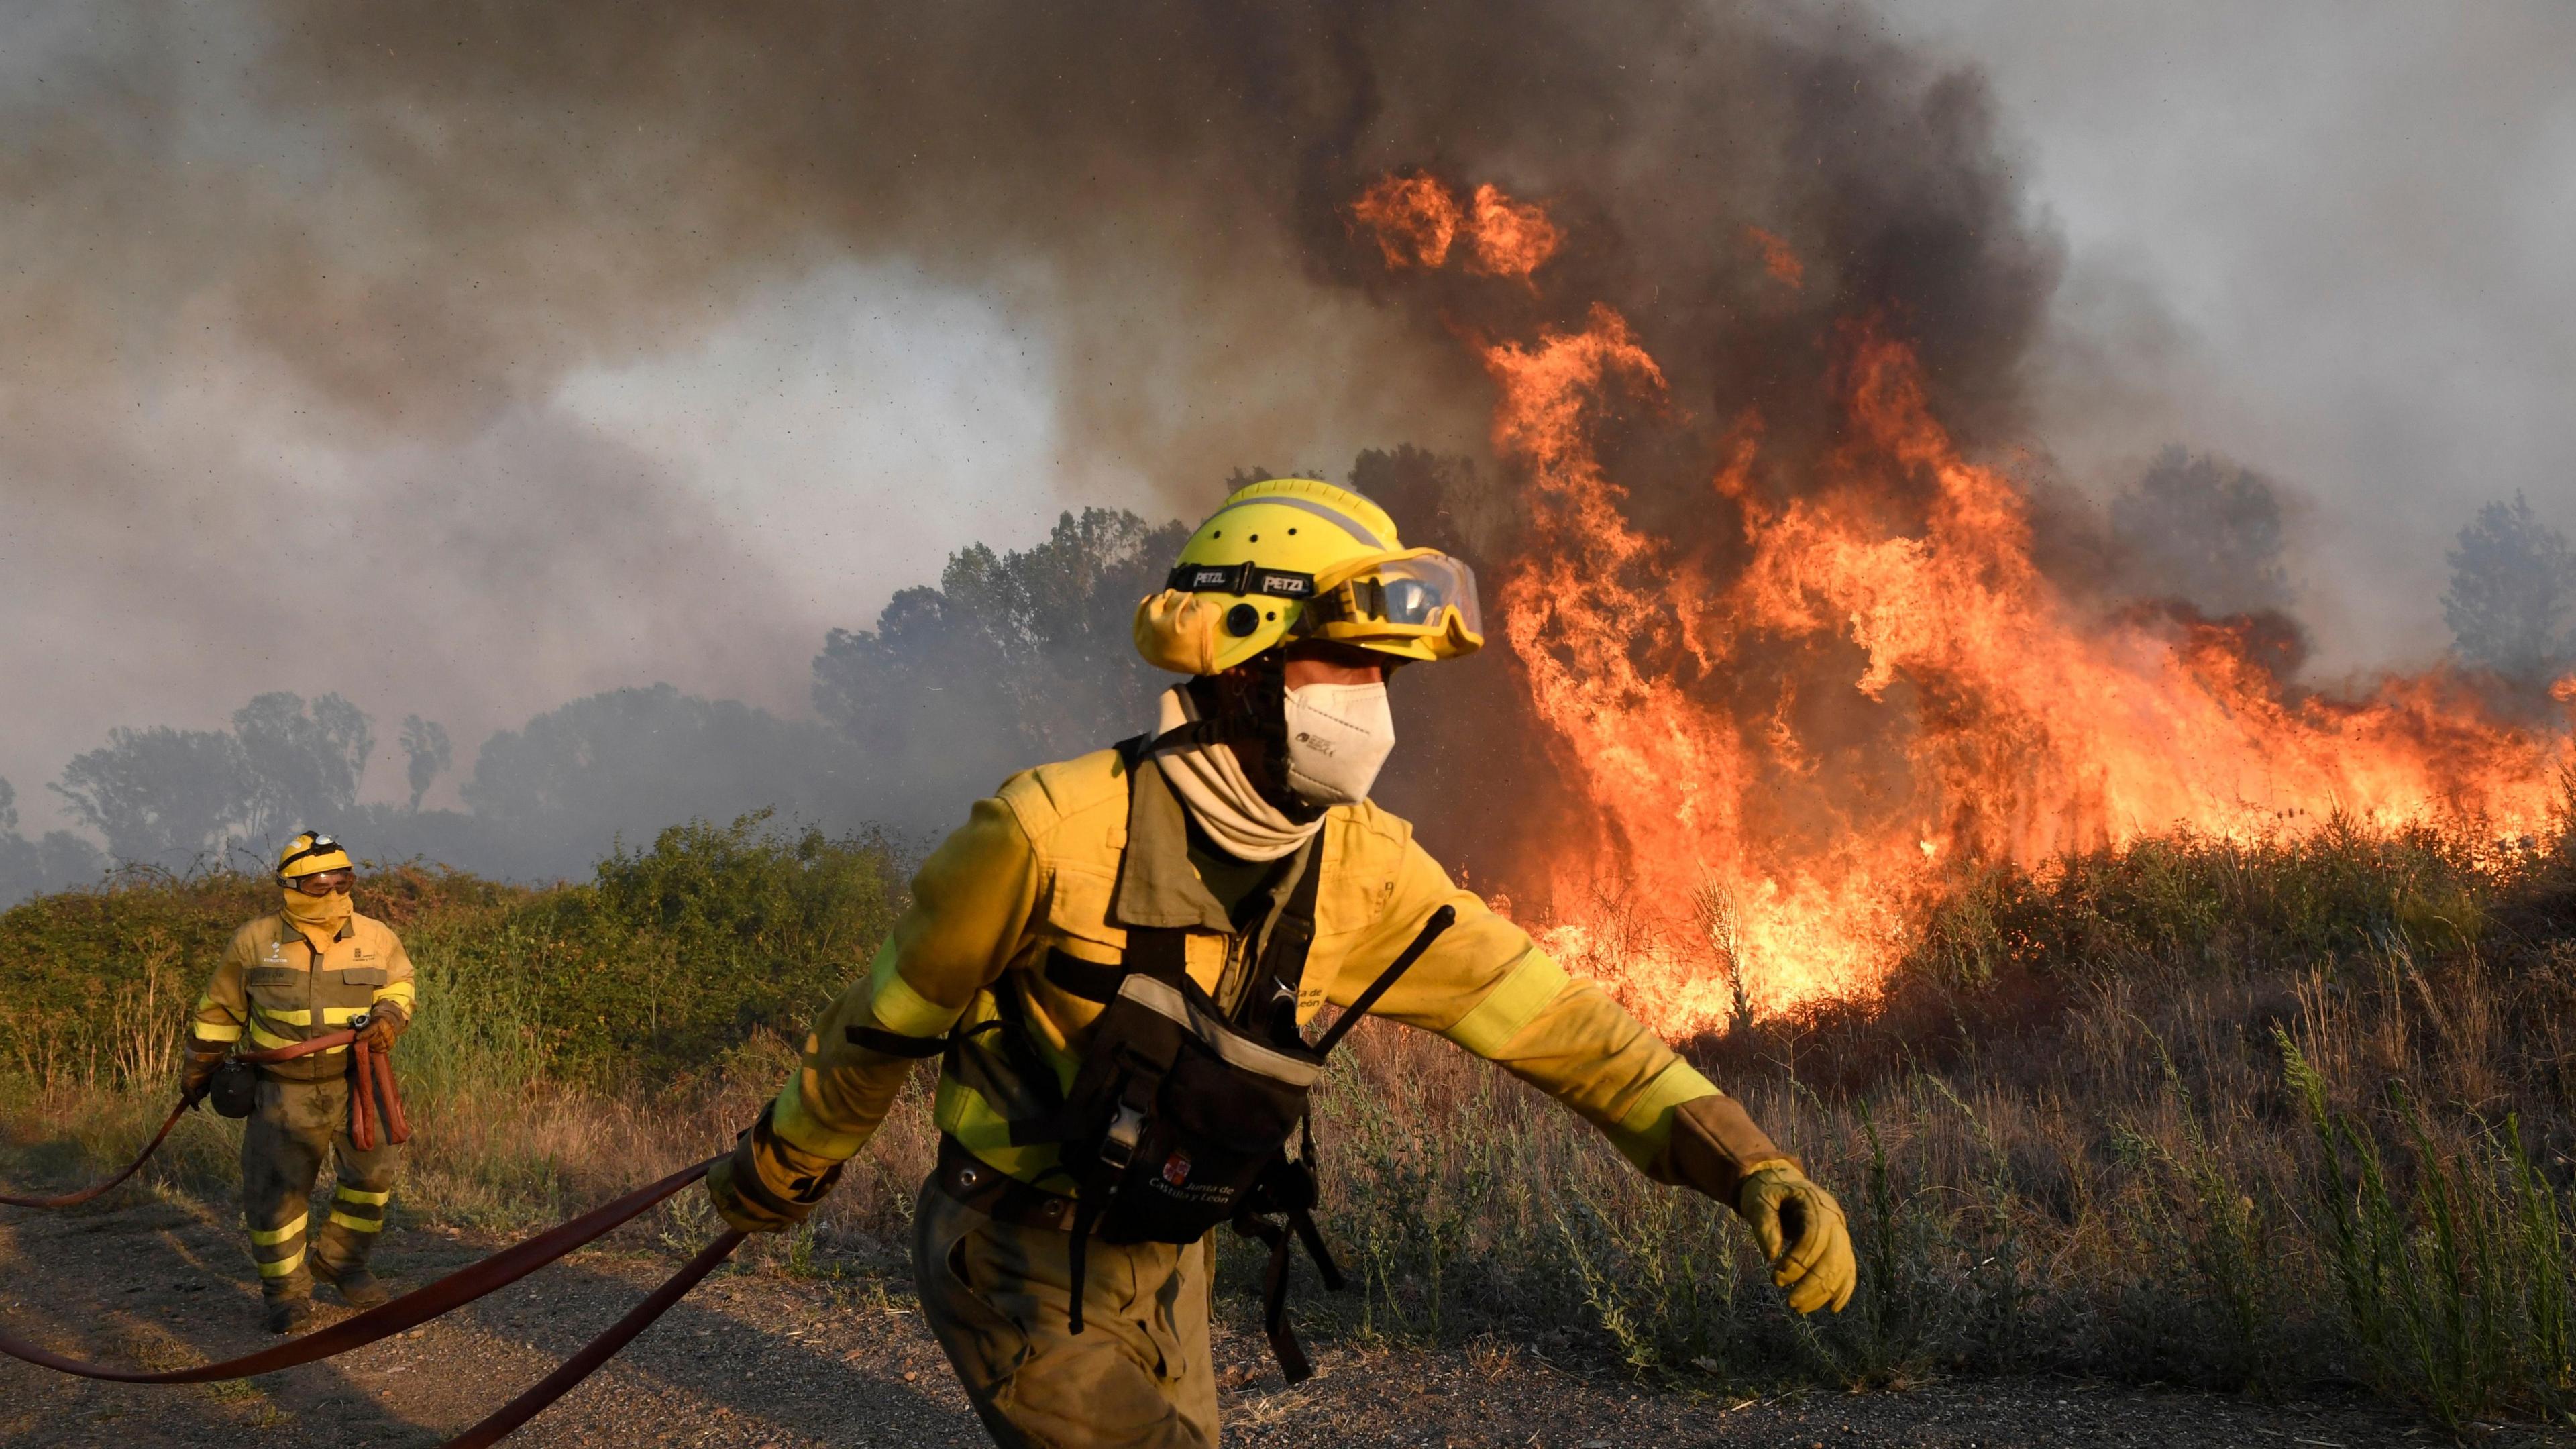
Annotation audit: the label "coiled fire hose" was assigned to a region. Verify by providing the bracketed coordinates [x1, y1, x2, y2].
[347, 1024, 412, 1152]
[0, 1042, 747, 1444]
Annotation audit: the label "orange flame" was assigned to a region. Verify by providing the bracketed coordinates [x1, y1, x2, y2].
[1348, 175, 1460, 269]
[1357, 178, 2576, 1030]
[1466, 184, 1562, 280]
[1746, 227, 1804, 289]
[1347, 176, 1559, 280]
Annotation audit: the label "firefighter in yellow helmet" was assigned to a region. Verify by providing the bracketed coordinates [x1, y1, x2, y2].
[709, 479, 1854, 1446]
[182, 831, 416, 1333]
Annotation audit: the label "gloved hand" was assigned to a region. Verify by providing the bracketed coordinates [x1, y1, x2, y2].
[180, 1044, 229, 1102]
[356, 1007, 406, 1050]
[705, 1103, 842, 1234]
[1737, 1159, 1856, 1314]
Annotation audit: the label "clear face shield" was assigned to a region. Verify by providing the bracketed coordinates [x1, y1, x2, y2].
[1303, 549, 1486, 660]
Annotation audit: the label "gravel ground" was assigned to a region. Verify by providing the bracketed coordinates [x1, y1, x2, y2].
[3, 1186, 2564, 1448]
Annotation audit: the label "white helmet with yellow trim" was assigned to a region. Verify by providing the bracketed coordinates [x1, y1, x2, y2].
[1133, 478, 1485, 675]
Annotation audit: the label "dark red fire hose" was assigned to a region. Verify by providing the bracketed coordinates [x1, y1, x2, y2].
[0, 1095, 202, 1210]
[0, 1156, 742, 1446]
[0, 1029, 362, 1210]
[348, 1033, 411, 1152]
[3, 1033, 737, 1444]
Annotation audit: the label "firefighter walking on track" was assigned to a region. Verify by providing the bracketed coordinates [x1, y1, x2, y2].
[707, 478, 1857, 1448]
[182, 831, 417, 1334]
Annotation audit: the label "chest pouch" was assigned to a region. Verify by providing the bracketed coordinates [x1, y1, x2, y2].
[1022, 843, 1456, 1383]
[208, 1059, 260, 1119]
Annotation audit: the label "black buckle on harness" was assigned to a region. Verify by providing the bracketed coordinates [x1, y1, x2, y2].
[1097, 1103, 1147, 1172]
[1166, 561, 1315, 599]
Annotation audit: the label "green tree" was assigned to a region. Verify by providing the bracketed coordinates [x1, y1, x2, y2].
[51, 724, 252, 867]
[2444, 493, 2575, 683]
[2110, 447, 2292, 616]
[232, 692, 374, 843]
[460, 685, 867, 879]
[812, 507, 1189, 773]
[49, 692, 373, 869]
[400, 715, 453, 812]
[0, 777, 107, 906]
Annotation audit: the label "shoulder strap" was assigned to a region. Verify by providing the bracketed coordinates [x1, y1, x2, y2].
[1239, 841, 1325, 1040]
[1124, 925, 1189, 985]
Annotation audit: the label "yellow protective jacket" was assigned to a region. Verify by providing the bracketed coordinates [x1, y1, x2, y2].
[189, 912, 417, 1083]
[743, 746, 1787, 1208]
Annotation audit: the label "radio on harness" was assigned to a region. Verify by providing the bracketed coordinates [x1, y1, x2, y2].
[1018, 880, 1457, 1382]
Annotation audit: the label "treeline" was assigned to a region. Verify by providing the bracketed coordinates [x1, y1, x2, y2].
[0, 506, 1189, 903]
[3, 449, 2571, 908]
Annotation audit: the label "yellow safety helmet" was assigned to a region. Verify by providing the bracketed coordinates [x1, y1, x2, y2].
[276, 830, 353, 881]
[1134, 478, 1485, 675]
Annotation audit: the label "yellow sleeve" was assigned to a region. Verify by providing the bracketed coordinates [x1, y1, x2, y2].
[753, 796, 1042, 1186]
[190, 929, 255, 1046]
[1324, 837, 1725, 1173]
[373, 931, 418, 1019]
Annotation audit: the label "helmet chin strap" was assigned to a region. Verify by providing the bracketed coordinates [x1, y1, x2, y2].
[1165, 657, 1323, 824]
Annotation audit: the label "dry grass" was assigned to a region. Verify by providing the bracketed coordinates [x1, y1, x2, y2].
[5, 805, 2574, 1428]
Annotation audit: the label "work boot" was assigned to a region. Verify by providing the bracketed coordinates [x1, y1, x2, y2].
[264, 1294, 315, 1335]
[312, 1256, 390, 1309]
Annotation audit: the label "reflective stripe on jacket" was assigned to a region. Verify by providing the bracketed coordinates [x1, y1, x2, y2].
[745, 745, 1756, 1202]
[191, 912, 417, 1082]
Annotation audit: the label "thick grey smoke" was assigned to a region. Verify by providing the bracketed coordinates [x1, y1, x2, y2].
[1877, 1, 2576, 668]
[0, 0, 2049, 848]
[2, 0, 2565, 883]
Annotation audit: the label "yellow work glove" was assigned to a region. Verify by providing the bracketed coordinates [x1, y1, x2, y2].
[356, 1007, 406, 1051]
[1737, 1159, 1856, 1314]
[704, 1103, 842, 1234]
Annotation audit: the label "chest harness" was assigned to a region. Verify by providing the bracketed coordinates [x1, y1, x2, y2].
[918, 735, 1454, 1383]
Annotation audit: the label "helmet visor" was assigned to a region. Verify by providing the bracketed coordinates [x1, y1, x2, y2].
[1307, 550, 1485, 656]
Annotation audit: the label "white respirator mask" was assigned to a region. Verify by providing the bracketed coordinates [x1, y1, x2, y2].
[1280, 680, 1397, 806]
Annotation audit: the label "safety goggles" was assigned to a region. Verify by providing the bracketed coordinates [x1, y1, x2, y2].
[1304, 549, 1485, 655]
[278, 833, 343, 872]
[291, 868, 355, 895]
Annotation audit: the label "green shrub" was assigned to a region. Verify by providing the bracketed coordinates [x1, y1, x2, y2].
[399, 811, 904, 1083]
[2287, 1033, 2576, 1428]
[0, 812, 905, 1091]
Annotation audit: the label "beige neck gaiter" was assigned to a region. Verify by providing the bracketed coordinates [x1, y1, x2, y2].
[1152, 687, 1320, 863]
[281, 888, 351, 951]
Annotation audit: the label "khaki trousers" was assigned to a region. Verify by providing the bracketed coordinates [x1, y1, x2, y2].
[240, 1073, 404, 1301]
[914, 1177, 1219, 1448]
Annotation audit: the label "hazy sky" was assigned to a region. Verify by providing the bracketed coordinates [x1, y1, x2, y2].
[1878, 2, 2576, 665]
[2, 2, 2569, 834]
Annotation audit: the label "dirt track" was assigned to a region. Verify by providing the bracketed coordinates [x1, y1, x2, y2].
[1, 1185, 2559, 1448]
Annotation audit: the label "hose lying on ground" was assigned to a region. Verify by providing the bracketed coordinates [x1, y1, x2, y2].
[0, 1157, 737, 1445]
[443, 1228, 745, 1449]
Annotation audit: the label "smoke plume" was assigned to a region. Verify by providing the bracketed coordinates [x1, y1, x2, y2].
[1, 1, 2063, 859]
[9, 1, 2563, 930]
